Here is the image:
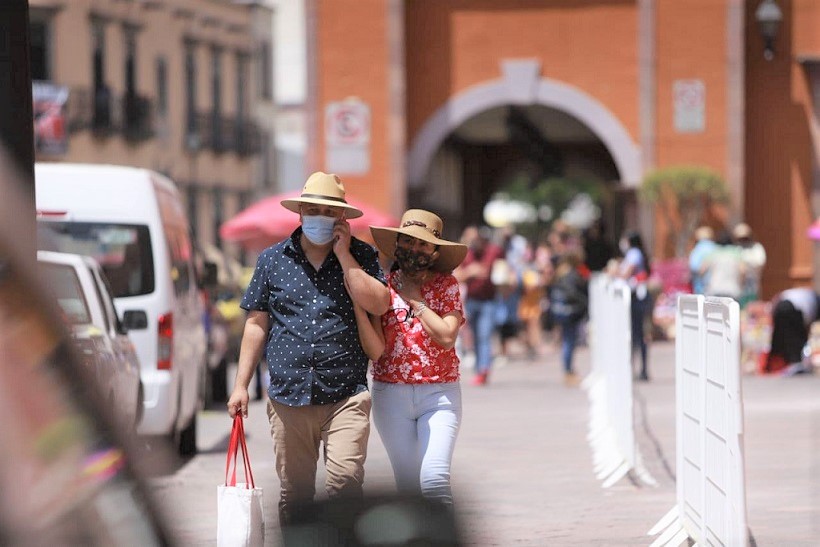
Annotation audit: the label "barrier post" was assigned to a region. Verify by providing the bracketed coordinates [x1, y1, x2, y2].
[649, 295, 748, 546]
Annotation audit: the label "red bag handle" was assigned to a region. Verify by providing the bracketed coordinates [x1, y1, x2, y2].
[225, 415, 255, 489]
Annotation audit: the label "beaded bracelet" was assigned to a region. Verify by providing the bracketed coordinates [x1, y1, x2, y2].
[414, 301, 428, 316]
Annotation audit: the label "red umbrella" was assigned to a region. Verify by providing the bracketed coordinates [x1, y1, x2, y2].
[219, 190, 399, 251]
[809, 218, 820, 241]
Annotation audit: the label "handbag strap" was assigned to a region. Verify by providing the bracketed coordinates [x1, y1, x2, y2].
[225, 415, 255, 489]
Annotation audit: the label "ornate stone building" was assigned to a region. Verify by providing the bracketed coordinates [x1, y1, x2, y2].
[30, 0, 275, 260]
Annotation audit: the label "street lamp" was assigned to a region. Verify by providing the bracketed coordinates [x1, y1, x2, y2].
[755, 0, 783, 61]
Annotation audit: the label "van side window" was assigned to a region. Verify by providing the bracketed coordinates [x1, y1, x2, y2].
[38, 222, 155, 297]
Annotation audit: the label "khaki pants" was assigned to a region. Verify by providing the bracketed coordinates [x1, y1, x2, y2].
[266, 390, 371, 524]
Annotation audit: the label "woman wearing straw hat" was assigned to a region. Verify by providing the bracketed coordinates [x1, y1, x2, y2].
[359, 209, 468, 507]
[228, 172, 389, 525]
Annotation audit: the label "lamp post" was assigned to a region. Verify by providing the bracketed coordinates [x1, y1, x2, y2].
[755, 0, 783, 61]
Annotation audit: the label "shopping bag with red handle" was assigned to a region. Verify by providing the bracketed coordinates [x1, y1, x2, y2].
[217, 415, 264, 546]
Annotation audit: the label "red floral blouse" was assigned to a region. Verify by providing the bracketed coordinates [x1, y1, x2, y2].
[371, 271, 464, 384]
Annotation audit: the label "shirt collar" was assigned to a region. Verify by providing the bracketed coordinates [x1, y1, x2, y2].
[283, 227, 304, 256]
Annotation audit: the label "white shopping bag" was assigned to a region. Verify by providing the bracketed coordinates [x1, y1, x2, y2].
[217, 415, 265, 547]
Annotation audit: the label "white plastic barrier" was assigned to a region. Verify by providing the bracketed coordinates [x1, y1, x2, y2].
[650, 295, 748, 547]
[585, 275, 653, 487]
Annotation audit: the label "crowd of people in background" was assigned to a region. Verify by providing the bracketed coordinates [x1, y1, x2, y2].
[451, 217, 655, 386]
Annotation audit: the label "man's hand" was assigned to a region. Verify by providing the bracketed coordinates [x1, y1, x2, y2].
[332, 217, 352, 258]
[227, 387, 250, 418]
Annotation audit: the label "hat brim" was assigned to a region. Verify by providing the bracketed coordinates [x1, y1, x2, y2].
[370, 225, 468, 272]
[281, 197, 364, 219]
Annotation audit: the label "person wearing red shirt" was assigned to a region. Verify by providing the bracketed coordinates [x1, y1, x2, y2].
[355, 209, 468, 507]
[453, 226, 505, 385]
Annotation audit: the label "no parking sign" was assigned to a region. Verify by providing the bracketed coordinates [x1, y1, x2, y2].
[325, 98, 370, 174]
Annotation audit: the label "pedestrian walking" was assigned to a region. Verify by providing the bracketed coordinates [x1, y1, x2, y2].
[688, 225, 716, 295]
[517, 241, 550, 358]
[226, 172, 389, 525]
[583, 218, 617, 273]
[547, 250, 588, 385]
[733, 222, 767, 308]
[454, 226, 505, 385]
[353, 209, 467, 507]
[617, 230, 652, 381]
[701, 230, 745, 301]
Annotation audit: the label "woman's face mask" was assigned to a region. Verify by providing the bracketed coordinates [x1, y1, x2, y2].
[394, 246, 436, 273]
[301, 215, 336, 245]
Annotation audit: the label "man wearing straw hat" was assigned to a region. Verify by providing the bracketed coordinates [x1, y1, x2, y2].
[227, 172, 389, 525]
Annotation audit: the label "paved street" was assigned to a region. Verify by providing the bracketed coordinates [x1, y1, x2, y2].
[147, 339, 820, 546]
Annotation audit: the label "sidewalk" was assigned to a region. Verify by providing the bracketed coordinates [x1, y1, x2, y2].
[156, 339, 820, 546]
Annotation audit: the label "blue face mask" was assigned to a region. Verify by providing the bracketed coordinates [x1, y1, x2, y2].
[301, 215, 336, 245]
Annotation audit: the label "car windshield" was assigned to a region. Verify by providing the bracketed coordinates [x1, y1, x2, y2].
[40, 262, 91, 325]
[38, 222, 154, 297]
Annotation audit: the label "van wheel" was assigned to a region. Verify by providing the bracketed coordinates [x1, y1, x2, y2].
[134, 382, 144, 429]
[178, 416, 197, 457]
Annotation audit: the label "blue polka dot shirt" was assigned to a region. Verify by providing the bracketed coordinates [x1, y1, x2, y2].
[241, 227, 386, 407]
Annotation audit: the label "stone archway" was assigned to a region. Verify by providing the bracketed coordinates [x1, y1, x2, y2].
[407, 60, 642, 189]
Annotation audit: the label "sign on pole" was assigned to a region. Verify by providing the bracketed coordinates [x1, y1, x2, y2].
[325, 97, 370, 175]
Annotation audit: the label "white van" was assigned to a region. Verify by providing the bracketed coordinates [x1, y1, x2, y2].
[35, 163, 208, 455]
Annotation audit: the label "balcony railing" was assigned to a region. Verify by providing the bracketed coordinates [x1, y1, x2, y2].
[66, 86, 154, 142]
[186, 113, 262, 156]
[61, 85, 260, 154]
[123, 93, 154, 142]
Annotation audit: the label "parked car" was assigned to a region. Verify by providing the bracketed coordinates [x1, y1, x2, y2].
[37, 250, 143, 429]
[1, 158, 173, 545]
[35, 163, 211, 455]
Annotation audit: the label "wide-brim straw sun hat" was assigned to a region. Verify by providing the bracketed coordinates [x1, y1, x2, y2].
[280, 172, 364, 219]
[370, 209, 468, 272]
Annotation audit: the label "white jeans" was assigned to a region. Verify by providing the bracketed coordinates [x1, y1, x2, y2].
[371, 381, 462, 506]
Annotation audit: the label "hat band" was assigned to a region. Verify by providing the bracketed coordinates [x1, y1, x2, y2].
[300, 193, 347, 204]
[402, 220, 441, 238]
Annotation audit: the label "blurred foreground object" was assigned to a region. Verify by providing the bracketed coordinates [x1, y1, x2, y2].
[0, 151, 174, 544]
[282, 495, 462, 547]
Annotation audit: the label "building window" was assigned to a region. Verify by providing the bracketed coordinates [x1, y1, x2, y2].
[187, 186, 199, 241]
[235, 52, 247, 153]
[156, 58, 168, 116]
[29, 19, 51, 81]
[124, 27, 137, 98]
[213, 187, 223, 250]
[184, 42, 198, 149]
[211, 47, 223, 152]
[122, 26, 146, 138]
[91, 19, 111, 130]
[258, 41, 272, 100]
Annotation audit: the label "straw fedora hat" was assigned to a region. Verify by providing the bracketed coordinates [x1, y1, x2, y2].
[370, 209, 468, 272]
[280, 172, 363, 218]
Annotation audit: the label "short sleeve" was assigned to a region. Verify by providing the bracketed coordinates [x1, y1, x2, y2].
[240, 249, 271, 311]
[353, 240, 386, 284]
[430, 274, 464, 322]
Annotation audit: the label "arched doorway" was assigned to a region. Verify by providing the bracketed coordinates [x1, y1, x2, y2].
[407, 61, 642, 241]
